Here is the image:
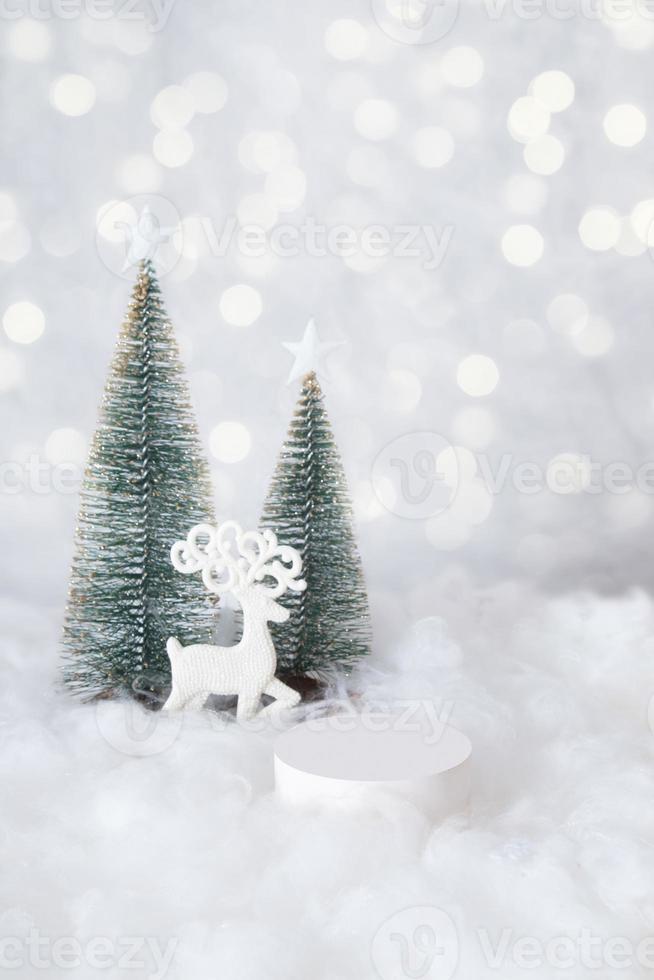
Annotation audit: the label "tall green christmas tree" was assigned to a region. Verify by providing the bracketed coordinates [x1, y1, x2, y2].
[62, 261, 217, 702]
[261, 371, 371, 677]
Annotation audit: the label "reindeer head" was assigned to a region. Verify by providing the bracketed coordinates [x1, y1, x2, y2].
[170, 521, 306, 623]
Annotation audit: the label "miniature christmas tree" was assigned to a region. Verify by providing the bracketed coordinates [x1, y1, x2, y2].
[62, 261, 217, 701]
[261, 371, 371, 678]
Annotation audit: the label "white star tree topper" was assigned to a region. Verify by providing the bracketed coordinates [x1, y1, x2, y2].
[117, 205, 179, 272]
[282, 318, 346, 384]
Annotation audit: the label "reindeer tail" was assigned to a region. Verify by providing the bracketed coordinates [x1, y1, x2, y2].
[166, 636, 183, 659]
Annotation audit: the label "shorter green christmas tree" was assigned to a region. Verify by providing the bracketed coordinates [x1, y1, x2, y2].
[62, 261, 217, 702]
[261, 371, 371, 677]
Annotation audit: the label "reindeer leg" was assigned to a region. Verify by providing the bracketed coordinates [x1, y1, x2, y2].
[162, 685, 186, 711]
[236, 690, 261, 722]
[261, 678, 301, 713]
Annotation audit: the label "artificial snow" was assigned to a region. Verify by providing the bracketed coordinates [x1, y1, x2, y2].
[1, 583, 653, 979]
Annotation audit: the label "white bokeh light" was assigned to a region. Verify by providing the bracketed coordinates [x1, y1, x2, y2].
[603, 104, 647, 147]
[49, 75, 96, 116]
[451, 481, 493, 525]
[346, 146, 390, 188]
[237, 194, 278, 231]
[3, 302, 45, 345]
[0, 193, 16, 223]
[529, 71, 575, 112]
[507, 97, 551, 144]
[354, 99, 398, 140]
[45, 428, 87, 465]
[0, 220, 30, 263]
[8, 20, 51, 61]
[153, 130, 194, 168]
[457, 354, 500, 397]
[452, 406, 496, 449]
[0, 348, 23, 391]
[524, 135, 565, 175]
[547, 294, 589, 337]
[578, 207, 621, 251]
[501, 225, 544, 266]
[112, 20, 153, 56]
[90, 60, 131, 105]
[219, 284, 263, 327]
[264, 165, 306, 212]
[412, 127, 455, 168]
[571, 315, 614, 357]
[150, 85, 195, 128]
[440, 46, 484, 87]
[324, 19, 368, 60]
[210, 421, 252, 463]
[238, 131, 298, 174]
[614, 217, 647, 257]
[183, 72, 228, 114]
[386, 369, 422, 413]
[630, 199, 654, 244]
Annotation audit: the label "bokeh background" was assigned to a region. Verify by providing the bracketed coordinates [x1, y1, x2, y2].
[2, 0, 654, 641]
[4, 6, 654, 978]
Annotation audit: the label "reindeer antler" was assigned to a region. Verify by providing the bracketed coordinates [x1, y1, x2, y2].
[170, 521, 306, 599]
[171, 520, 242, 595]
[239, 528, 307, 598]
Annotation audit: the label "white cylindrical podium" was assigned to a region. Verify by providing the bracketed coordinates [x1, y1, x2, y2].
[274, 715, 471, 819]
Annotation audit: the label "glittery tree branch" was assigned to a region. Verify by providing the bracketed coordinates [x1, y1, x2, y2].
[61, 261, 217, 701]
[261, 371, 371, 676]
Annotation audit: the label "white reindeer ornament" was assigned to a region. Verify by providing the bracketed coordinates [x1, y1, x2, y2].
[163, 521, 306, 719]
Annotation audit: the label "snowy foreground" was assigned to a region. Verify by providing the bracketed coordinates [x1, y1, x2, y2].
[1, 585, 653, 980]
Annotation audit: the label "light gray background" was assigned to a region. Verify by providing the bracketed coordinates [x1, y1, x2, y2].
[2, 0, 654, 644]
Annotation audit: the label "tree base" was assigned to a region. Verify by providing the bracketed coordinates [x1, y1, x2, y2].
[277, 673, 328, 701]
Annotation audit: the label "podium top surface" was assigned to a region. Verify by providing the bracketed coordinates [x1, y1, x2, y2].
[274, 715, 472, 782]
